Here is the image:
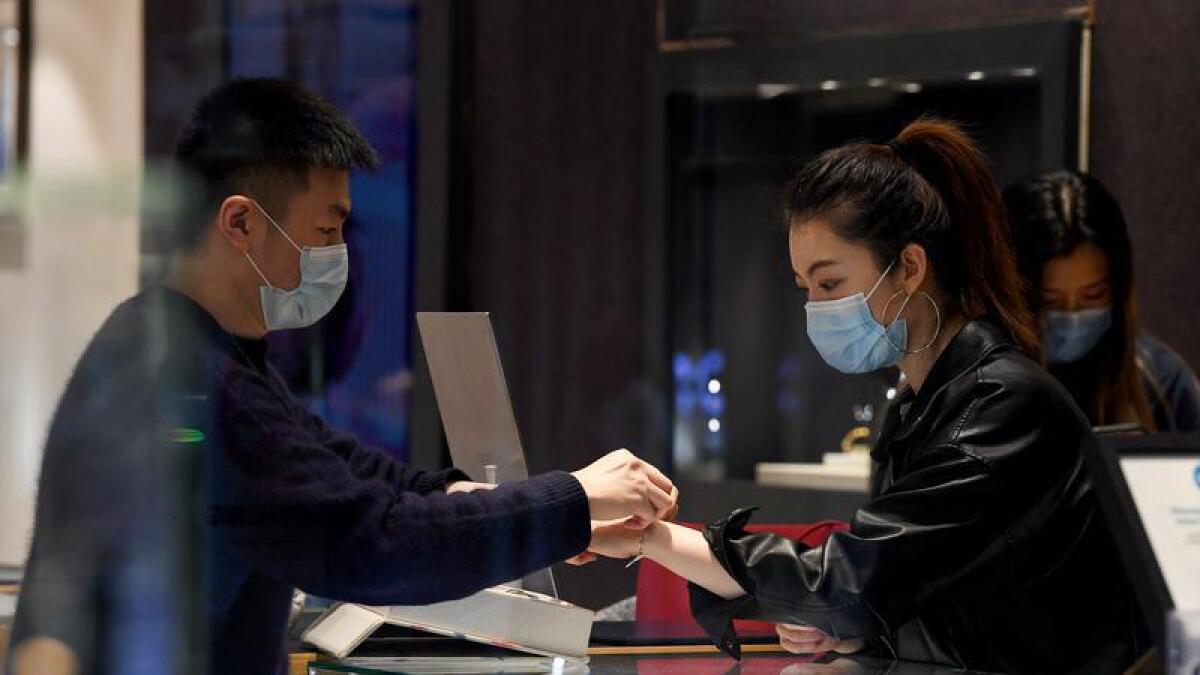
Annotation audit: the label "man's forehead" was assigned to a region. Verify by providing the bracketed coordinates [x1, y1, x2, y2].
[289, 168, 352, 214]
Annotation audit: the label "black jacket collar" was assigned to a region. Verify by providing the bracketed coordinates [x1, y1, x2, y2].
[886, 319, 1016, 444]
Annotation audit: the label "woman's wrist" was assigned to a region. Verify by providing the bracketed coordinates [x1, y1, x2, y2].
[638, 520, 746, 599]
[641, 520, 671, 560]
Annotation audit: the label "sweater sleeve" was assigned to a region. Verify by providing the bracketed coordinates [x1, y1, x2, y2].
[299, 400, 470, 494]
[212, 367, 591, 605]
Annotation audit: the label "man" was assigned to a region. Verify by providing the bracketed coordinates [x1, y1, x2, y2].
[9, 78, 675, 675]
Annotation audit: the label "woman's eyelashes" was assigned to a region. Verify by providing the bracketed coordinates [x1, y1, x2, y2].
[793, 277, 841, 297]
[795, 278, 842, 299]
[1040, 292, 1111, 311]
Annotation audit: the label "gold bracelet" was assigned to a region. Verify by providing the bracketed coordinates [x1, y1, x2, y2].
[625, 528, 648, 569]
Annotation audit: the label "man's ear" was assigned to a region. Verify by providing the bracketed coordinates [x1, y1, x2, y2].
[215, 195, 255, 252]
[898, 242, 929, 294]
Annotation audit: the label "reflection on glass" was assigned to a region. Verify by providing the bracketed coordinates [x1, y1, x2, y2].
[0, 0, 20, 270]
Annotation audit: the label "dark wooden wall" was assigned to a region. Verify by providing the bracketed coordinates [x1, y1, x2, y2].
[1088, 1, 1200, 371]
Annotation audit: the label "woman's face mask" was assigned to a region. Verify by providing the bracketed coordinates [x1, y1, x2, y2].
[805, 261, 908, 374]
[1042, 307, 1112, 364]
[1038, 243, 1114, 364]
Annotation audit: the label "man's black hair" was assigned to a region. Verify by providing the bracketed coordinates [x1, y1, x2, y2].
[171, 77, 380, 251]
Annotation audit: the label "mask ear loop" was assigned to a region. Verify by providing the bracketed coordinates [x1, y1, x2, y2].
[243, 199, 301, 290]
[243, 251, 275, 289]
[864, 260, 897, 301]
[882, 290, 943, 355]
[251, 199, 304, 253]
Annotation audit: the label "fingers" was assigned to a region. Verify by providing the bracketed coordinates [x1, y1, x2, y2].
[780, 634, 836, 655]
[833, 637, 865, 654]
[777, 624, 834, 654]
[777, 624, 822, 639]
[628, 454, 676, 520]
[638, 458, 676, 496]
[579, 449, 679, 524]
[628, 492, 658, 525]
[776, 624, 861, 656]
[663, 486, 680, 522]
[663, 503, 680, 522]
[645, 482, 675, 519]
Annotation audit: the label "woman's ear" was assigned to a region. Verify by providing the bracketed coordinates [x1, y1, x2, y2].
[898, 243, 929, 294]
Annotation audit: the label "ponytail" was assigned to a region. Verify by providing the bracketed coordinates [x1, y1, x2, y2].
[894, 118, 1041, 358]
[785, 116, 1041, 359]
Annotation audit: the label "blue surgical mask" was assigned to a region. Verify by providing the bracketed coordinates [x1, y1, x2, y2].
[243, 201, 349, 331]
[805, 262, 908, 374]
[1042, 307, 1112, 364]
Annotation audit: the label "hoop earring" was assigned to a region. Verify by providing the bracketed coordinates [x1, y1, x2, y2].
[881, 290, 943, 355]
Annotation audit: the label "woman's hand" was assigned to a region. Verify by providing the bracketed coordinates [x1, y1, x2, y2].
[776, 624, 864, 655]
[565, 518, 648, 566]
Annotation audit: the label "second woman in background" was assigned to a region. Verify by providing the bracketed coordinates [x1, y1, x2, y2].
[1005, 171, 1200, 431]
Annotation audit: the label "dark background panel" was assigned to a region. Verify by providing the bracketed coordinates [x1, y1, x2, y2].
[468, 0, 663, 472]
[464, 0, 664, 610]
[1088, 1, 1200, 371]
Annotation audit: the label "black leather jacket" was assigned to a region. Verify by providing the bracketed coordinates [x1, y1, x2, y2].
[690, 320, 1146, 674]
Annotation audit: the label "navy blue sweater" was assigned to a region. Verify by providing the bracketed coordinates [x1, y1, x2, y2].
[11, 287, 592, 674]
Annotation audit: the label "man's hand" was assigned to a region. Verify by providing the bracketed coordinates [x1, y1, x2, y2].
[776, 624, 864, 655]
[445, 481, 498, 495]
[570, 449, 677, 524]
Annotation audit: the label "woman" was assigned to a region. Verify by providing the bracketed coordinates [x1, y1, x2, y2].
[1004, 170, 1200, 431]
[577, 119, 1144, 673]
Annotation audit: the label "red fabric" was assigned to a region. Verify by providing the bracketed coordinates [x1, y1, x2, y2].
[634, 520, 850, 634]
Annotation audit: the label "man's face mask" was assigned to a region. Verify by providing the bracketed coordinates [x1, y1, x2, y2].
[241, 200, 349, 331]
